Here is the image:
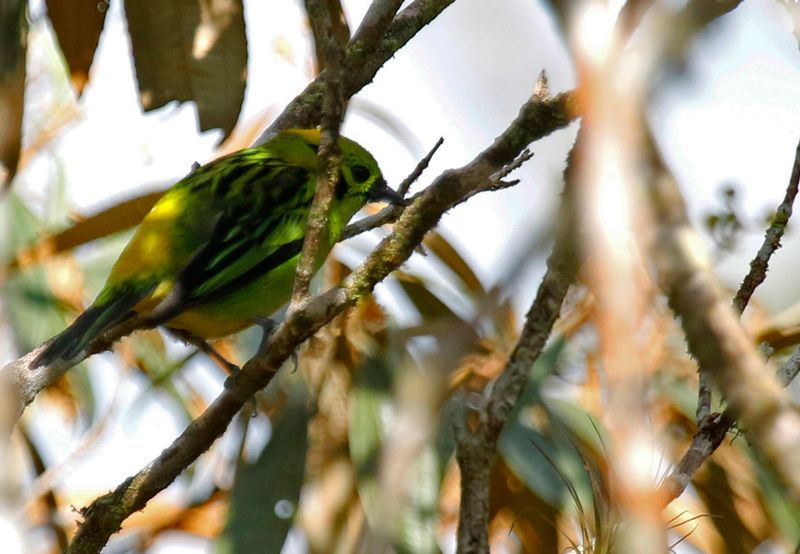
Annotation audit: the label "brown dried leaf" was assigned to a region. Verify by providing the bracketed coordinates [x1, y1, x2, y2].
[46, 0, 109, 94]
[0, 0, 26, 187]
[124, 0, 247, 139]
[424, 232, 485, 296]
[6, 190, 164, 274]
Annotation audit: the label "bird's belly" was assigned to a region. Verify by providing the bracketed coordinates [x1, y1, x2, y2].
[161, 258, 300, 339]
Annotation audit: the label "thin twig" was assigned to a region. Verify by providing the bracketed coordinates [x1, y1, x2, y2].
[648, 131, 800, 505]
[660, 136, 800, 506]
[261, 0, 458, 140]
[64, 89, 578, 553]
[696, 371, 712, 423]
[398, 137, 444, 196]
[0, 0, 462, 425]
[733, 137, 800, 313]
[339, 137, 444, 241]
[292, 0, 348, 304]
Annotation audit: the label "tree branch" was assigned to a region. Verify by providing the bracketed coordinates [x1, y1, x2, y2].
[659, 137, 800, 506]
[454, 163, 578, 552]
[349, 0, 404, 53]
[647, 133, 800, 505]
[733, 137, 800, 314]
[0, 0, 460, 425]
[261, 0, 457, 139]
[292, 0, 348, 304]
[64, 89, 578, 553]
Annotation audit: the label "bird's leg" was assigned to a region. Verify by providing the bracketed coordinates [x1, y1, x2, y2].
[254, 317, 298, 372]
[168, 329, 241, 375]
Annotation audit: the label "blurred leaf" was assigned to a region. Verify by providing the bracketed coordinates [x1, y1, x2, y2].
[6, 190, 164, 273]
[395, 271, 460, 321]
[218, 399, 312, 553]
[490, 458, 560, 552]
[695, 460, 761, 554]
[0, 0, 26, 187]
[512, 338, 566, 407]
[2, 194, 68, 349]
[500, 425, 568, 506]
[424, 231, 485, 296]
[126, 331, 200, 426]
[349, 358, 439, 554]
[751, 445, 800, 545]
[46, 0, 109, 94]
[124, 0, 247, 139]
[499, 340, 598, 507]
[350, 359, 392, 485]
[544, 398, 608, 454]
[2, 193, 97, 421]
[19, 423, 70, 551]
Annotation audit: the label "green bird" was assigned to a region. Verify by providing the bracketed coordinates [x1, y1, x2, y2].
[34, 129, 402, 367]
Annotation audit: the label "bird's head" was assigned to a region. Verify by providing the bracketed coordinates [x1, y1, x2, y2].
[282, 128, 406, 208]
[338, 135, 405, 206]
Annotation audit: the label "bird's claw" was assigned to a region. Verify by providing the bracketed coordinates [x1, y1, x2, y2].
[255, 316, 278, 357]
[255, 316, 298, 372]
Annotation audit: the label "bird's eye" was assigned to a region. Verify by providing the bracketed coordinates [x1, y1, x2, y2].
[350, 164, 371, 184]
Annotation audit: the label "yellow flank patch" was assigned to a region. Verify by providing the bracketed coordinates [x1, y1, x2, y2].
[107, 194, 185, 282]
[150, 192, 184, 218]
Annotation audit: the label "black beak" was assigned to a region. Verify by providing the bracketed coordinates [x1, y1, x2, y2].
[368, 178, 407, 206]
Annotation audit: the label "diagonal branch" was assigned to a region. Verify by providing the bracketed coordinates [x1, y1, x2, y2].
[647, 132, 800, 504]
[65, 89, 578, 553]
[349, 0, 405, 53]
[659, 135, 800, 506]
[0, 0, 460, 425]
[261, 0, 457, 139]
[733, 138, 800, 314]
[454, 150, 579, 552]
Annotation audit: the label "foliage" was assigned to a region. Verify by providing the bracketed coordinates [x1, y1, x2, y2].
[2, 1, 800, 553]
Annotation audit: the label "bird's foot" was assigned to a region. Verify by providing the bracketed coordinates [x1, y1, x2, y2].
[169, 329, 240, 375]
[255, 317, 298, 372]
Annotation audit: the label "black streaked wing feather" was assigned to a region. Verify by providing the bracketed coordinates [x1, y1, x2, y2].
[171, 164, 313, 307]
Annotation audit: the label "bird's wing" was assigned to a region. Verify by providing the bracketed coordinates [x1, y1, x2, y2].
[163, 161, 315, 312]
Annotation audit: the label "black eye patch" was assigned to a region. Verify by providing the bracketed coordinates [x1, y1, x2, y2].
[336, 170, 348, 198]
[350, 164, 371, 184]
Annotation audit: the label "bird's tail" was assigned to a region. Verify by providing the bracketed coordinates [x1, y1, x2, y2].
[33, 289, 148, 368]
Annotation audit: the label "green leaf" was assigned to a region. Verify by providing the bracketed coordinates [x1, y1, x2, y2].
[124, 0, 247, 139]
[500, 425, 568, 506]
[749, 443, 800, 544]
[2, 193, 98, 421]
[2, 194, 70, 349]
[349, 358, 440, 554]
[217, 399, 312, 553]
[499, 340, 596, 507]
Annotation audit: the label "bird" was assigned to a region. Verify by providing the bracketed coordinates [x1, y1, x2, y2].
[33, 128, 403, 367]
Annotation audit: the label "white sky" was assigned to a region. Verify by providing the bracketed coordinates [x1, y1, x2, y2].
[8, 0, 800, 551]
